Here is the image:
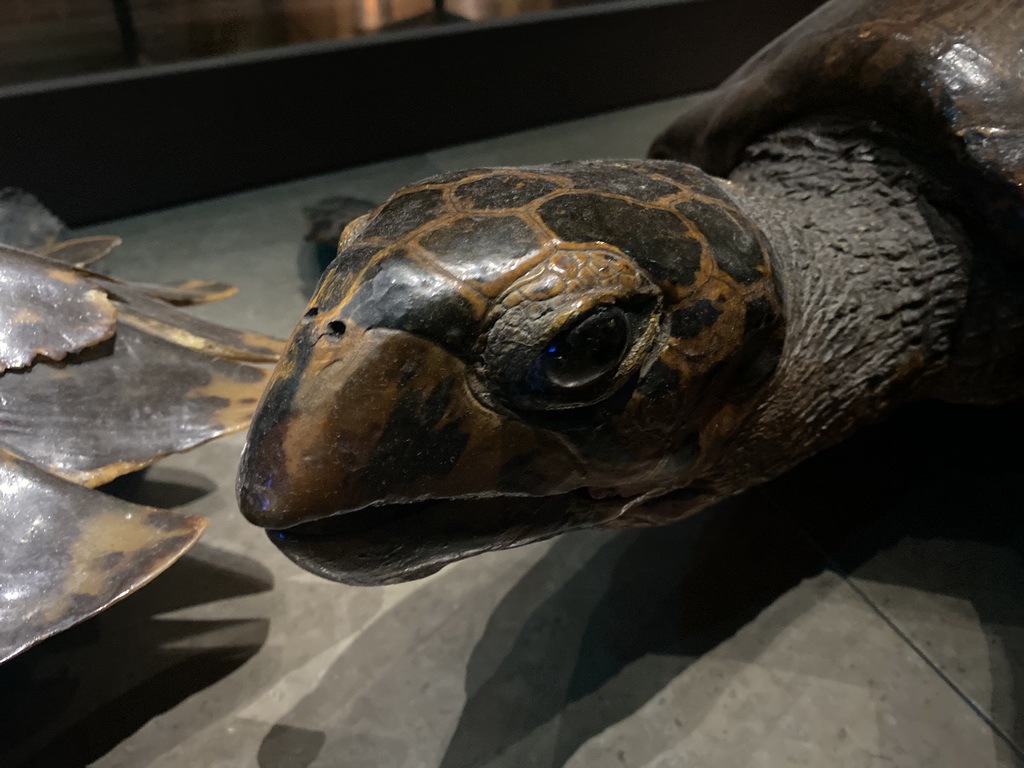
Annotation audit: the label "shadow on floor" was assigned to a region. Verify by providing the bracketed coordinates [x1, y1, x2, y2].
[437, 494, 828, 768]
[438, 403, 1024, 767]
[765, 400, 1024, 756]
[253, 401, 1024, 768]
[256, 488, 828, 768]
[0, 543, 274, 768]
[101, 466, 218, 509]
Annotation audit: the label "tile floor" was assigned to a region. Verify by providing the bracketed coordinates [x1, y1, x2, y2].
[1, 95, 1021, 768]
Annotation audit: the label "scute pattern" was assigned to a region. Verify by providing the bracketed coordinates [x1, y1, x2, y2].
[454, 175, 561, 210]
[307, 162, 783, 452]
[537, 193, 704, 286]
[344, 251, 480, 352]
[418, 215, 541, 284]
[360, 188, 447, 241]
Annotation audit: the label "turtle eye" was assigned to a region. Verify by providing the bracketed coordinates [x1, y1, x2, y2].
[532, 306, 629, 391]
[477, 248, 662, 413]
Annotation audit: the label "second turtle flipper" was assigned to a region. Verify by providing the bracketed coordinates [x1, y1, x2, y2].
[0, 447, 206, 664]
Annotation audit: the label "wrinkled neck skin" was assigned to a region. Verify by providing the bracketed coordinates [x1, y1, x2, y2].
[630, 123, 976, 519]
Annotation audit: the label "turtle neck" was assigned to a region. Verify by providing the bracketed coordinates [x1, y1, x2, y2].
[696, 123, 974, 497]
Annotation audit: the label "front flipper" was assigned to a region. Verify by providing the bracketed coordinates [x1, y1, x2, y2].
[0, 324, 274, 487]
[0, 245, 117, 373]
[41, 235, 123, 268]
[0, 447, 205, 663]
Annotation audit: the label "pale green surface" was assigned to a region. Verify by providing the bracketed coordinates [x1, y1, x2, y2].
[2, 96, 1021, 768]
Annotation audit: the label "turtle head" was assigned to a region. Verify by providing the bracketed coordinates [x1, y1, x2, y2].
[237, 161, 784, 584]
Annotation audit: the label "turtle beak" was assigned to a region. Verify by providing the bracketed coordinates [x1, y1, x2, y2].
[236, 313, 586, 533]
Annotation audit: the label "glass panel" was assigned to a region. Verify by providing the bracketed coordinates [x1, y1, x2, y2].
[0, 0, 614, 87]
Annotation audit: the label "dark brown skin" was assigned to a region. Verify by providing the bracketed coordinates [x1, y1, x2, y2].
[237, 0, 1024, 585]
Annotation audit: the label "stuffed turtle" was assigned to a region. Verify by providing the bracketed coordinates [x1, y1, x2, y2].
[237, 0, 1024, 585]
[0, 189, 282, 662]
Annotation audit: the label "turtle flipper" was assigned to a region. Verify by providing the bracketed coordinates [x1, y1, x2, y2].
[0, 245, 117, 373]
[0, 188, 285, 662]
[0, 447, 205, 663]
[127, 278, 239, 306]
[100, 281, 284, 362]
[41, 235, 123, 268]
[0, 324, 274, 487]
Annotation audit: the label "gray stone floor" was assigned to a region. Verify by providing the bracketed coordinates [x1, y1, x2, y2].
[2, 96, 1022, 768]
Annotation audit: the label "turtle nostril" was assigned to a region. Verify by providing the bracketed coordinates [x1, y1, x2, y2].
[326, 320, 346, 339]
[303, 307, 319, 319]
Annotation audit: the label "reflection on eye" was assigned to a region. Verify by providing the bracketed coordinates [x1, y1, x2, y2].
[532, 305, 630, 391]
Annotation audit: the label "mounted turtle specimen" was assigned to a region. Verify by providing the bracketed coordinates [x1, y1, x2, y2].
[237, 0, 1024, 585]
[0, 189, 282, 663]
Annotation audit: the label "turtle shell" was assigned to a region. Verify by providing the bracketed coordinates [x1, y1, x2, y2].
[651, 0, 1024, 256]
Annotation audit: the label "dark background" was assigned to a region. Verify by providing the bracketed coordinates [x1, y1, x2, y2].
[0, 0, 824, 225]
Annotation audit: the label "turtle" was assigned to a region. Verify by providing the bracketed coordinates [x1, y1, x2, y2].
[0, 188, 283, 663]
[236, 0, 1024, 585]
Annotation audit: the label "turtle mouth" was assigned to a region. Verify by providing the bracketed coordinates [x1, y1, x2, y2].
[265, 490, 623, 586]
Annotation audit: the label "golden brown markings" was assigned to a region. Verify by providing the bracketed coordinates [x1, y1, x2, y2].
[645, 169, 700, 198]
[364, 337, 585, 501]
[317, 187, 473, 306]
[408, 217, 557, 303]
[51, 369, 271, 489]
[260, 319, 310, 384]
[519, 183, 725, 303]
[321, 180, 562, 312]
[316, 240, 408, 310]
[309, 259, 364, 310]
[404, 243, 492, 319]
[43, 507, 205, 623]
[12, 307, 42, 323]
[748, 224, 780, 296]
[737, 266, 781, 311]
[326, 168, 773, 327]
[7, 444, 154, 489]
[336, 212, 374, 252]
[49, 370, 265, 487]
[189, 366, 273, 433]
[660, 188, 751, 218]
[364, 170, 550, 244]
[657, 271, 753, 439]
[661, 187, 778, 307]
[442, 169, 577, 214]
[161, 279, 239, 305]
[6, 288, 118, 370]
[440, 169, 573, 235]
[461, 242, 555, 301]
[116, 312, 282, 363]
[315, 236, 479, 319]
[46, 267, 82, 285]
[42, 235, 122, 267]
[85, 288, 119, 325]
[61, 458, 169, 489]
[236, 330, 287, 357]
[445, 383, 587, 500]
[496, 244, 649, 309]
[519, 204, 570, 246]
